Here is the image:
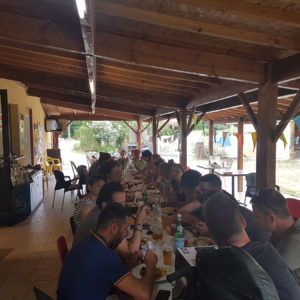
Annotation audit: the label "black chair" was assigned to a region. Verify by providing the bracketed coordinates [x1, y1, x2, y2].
[33, 287, 53, 300]
[244, 173, 280, 205]
[52, 170, 80, 211]
[184, 246, 279, 300]
[69, 216, 76, 236]
[244, 172, 257, 204]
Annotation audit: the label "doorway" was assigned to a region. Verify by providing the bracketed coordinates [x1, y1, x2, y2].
[25, 108, 34, 165]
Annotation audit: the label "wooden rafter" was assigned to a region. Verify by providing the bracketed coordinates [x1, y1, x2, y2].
[95, 32, 265, 83]
[271, 54, 300, 84]
[99, 61, 222, 85]
[40, 98, 137, 120]
[56, 114, 123, 121]
[31, 90, 154, 116]
[272, 91, 300, 143]
[238, 93, 257, 130]
[96, 1, 300, 51]
[175, 0, 300, 29]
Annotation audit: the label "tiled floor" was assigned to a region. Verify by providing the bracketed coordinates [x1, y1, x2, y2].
[0, 177, 75, 299]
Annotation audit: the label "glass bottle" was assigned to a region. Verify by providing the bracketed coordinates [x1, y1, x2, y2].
[174, 214, 184, 250]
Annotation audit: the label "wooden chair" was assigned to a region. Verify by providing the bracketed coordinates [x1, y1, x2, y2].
[286, 198, 300, 218]
[57, 236, 69, 265]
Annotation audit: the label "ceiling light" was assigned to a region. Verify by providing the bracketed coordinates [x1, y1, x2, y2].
[75, 0, 87, 19]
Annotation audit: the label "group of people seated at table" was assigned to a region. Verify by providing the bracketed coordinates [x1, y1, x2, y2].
[57, 149, 300, 300]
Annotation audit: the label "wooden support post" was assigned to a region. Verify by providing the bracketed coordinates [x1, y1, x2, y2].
[152, 116, 158, 154]
[53, 132, 59, 149]
[256, 82, 278, 190]
[237, 118, 244, 192]
[179, 108, 187, 169]
[137, 120, 141, 152]
[209, 120, 213, 156]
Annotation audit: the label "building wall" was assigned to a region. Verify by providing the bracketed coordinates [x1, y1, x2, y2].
[0, 79, 52, 165]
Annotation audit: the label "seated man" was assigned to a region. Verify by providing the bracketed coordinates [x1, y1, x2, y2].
[203, 191, 300, 300]
[251, 189, 300, 280]
[58, 203, 157, 300]
[74, 182, 147, 258]
[179, 173, 269, 242]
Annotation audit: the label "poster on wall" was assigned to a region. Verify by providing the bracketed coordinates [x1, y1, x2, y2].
[19, 113, 25, 150]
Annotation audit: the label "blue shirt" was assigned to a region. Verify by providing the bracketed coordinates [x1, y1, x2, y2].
[57, 232, 129, 300]
[243, 241, 300, 300]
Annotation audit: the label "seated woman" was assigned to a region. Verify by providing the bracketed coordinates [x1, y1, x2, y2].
[168, 163, 185, 203]
[73, 172, 105, 231]
[99, 159, 122, 183]
[155, 162, 172, 197]
[134, 150, 152, 173]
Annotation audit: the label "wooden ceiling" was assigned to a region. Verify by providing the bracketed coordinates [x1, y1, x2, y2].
[0, 0, 299, 122]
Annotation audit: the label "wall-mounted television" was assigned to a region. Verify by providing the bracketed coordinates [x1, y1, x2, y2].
[45, 118, 62, 132]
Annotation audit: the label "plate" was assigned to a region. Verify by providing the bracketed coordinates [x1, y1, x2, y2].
[131, 263, 173, 282]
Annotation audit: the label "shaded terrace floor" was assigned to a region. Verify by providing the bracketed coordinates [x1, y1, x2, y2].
[0, 178, 74, 299]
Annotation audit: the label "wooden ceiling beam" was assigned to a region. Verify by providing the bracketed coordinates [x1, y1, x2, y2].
[97, 74, 197, 96]
[198, 88, 295, 114]
[0, 63, 90, 93]
[28, 88, 154, 116]
[40, 98, 137, 120]
[98, 70, 209, 92]
[53, 114, 124, 121]
[96, 1, 300, 51]
[188, 81, 257, 107]
[95, 32, 265, 83]
[96, 84, 186, 109]
[0, 51, 86, 78]
[0, 10, 83, 51]
[271, 54, 300, 84]
[176, 0, 300, 29]
[0, 44, 86, 68]
[100, 61, 222, 85]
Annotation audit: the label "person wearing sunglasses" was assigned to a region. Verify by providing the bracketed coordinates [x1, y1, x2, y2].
[251, 189, 300, 282]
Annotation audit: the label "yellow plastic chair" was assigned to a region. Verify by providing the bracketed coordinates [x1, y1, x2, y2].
[44, 158, 53, 176]
[47, 156, 62, 172]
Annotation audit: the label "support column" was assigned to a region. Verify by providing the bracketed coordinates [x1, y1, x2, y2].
[237, 117, 244, 192]
[256, 82, 278, 190]
[137, 120, 141, 152]
[179, 108, 187, 170]
[152, 116, 158, 154]
[53, 132, 59, 149]
[209, 120, 213, 156]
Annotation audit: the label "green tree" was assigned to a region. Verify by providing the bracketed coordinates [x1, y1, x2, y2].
[158, 123, 179, 137]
